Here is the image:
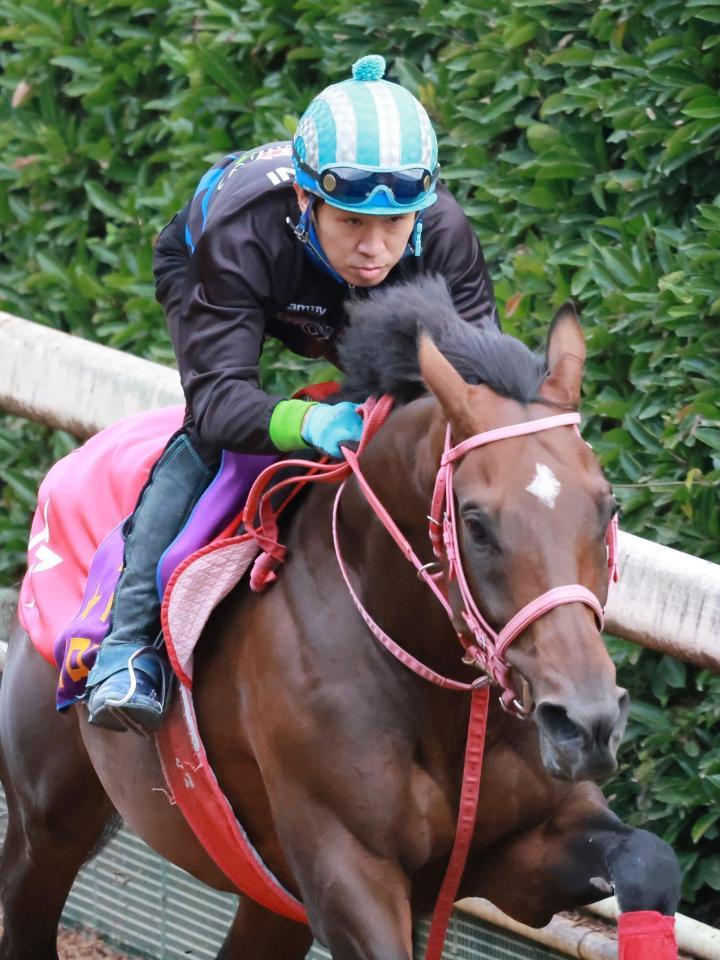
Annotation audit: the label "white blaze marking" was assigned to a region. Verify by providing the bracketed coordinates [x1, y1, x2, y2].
[526, 463, 561, 509]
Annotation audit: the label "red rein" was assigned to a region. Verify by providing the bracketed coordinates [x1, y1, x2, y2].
[243, 397, 673, 960]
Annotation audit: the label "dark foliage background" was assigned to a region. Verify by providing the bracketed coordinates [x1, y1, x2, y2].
[0, 0, 718, 921]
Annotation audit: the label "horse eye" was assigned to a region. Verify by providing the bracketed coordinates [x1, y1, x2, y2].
[603, 496, 621, 526]
[462, 509, 494, 547]
[599, 496, 621, 538]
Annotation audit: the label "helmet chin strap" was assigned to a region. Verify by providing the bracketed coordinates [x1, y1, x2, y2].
[288, 194, 425, 284]
[287, 195, 345, 284]
[410, 213, 424, 257]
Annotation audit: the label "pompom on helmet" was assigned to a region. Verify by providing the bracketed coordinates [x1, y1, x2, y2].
[292, 55, 440, 217]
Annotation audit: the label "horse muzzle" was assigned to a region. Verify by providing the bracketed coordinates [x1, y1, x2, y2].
[535, 688, 630, 782]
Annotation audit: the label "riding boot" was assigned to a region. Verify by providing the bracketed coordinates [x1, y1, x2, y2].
[85, 432, 217, 736]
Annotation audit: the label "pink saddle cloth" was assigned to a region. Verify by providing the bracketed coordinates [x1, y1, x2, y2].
[19, 406, 279, 709]
[18, 407, 184, 674]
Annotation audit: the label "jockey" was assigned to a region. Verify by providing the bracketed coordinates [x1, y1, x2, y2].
[85, 54, 500, 735]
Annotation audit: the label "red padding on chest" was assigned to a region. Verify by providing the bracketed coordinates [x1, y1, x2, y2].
[618, 911, 677, 960]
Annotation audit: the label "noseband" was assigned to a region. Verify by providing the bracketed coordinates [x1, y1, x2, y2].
[337, 406, 619, 716]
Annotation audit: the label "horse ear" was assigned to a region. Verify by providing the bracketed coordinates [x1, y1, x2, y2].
[540, 302, 585, 407]
[418, 332, 476, 435]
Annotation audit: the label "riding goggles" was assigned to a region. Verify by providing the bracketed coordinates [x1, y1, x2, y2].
[296, 155, 440, 206]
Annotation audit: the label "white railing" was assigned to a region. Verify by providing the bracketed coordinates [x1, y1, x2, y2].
[0, 310, 182, 436]
[1, 311, 718, 960]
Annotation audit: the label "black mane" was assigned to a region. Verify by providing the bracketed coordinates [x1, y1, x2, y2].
[337, 275, 546, 404]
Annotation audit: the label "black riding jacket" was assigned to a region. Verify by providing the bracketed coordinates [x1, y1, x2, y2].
[153, 142, 499, 458]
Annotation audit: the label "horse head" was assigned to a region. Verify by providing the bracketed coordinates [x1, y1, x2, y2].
[417, 302, 628, 782]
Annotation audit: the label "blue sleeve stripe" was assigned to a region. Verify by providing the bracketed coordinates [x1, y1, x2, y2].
[186, 153, 239, 251]
[200, 167, 225, 228]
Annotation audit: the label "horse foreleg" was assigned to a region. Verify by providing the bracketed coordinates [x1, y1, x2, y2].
[461, 781, 681, 927]
[215, 896, 312, 960]
[275, 810, 413, 960]
[0, 629, 115, 960]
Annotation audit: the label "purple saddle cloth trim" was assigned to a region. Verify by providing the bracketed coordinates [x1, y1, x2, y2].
[55, 450, 278, 710]
[157, 451, 276, 596]
[55, 520, 127, 709]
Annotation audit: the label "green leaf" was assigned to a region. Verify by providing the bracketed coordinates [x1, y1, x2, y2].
[628, 702, 673, 733]
[596, 246, 640, 286]
[692, 811, 720, 843]
[467, 91, 523, 124]
[519, 185, 557, 209]
[504, 22, 537, 49]
[286, 46, 323, 61]
[536, 160, 594, 180]
[700, 856, 720, 890]
[682, 95, 720, 119]
[545, 46, 596, 66]
[0, 467, 39, 507]
[84, 182, 131, 222]
[526, 123, 561, 153]
[695, 427, 720, 452]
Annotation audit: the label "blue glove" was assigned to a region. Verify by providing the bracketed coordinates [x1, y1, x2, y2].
[301, 401, 363, 458]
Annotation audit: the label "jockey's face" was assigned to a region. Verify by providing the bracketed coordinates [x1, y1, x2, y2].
[294, 185, 415, 287]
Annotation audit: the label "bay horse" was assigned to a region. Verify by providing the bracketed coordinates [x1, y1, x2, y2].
[0, 277, 680, 959]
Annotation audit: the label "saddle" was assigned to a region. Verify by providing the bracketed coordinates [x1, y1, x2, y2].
[19, 406, 184, 698]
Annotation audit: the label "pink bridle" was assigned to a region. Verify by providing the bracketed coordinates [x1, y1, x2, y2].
[337, 408, 619, 716]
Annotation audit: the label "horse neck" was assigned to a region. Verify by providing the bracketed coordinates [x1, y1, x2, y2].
[339, 397, 467, 680]
[360, 396, 441, 532]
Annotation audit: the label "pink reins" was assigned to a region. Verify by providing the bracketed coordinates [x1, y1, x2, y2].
[244, 396, 619, 960]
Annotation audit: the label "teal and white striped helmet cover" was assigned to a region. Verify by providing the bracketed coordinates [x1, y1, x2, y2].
[293, 55, 439, 213]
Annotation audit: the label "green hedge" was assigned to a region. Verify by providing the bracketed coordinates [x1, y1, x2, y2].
[1, 0, 718, 920]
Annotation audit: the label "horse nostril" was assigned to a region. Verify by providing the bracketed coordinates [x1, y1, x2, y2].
[536, 702, 583, 743]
